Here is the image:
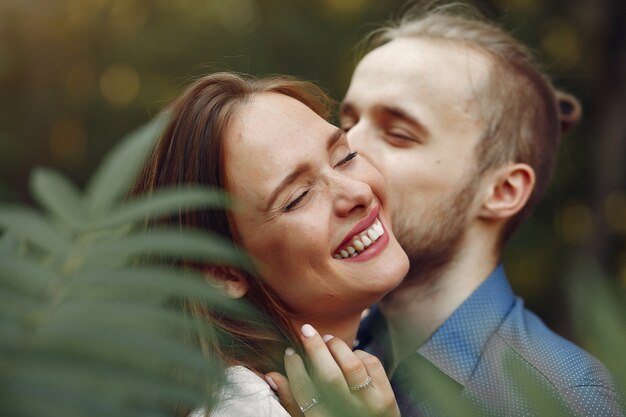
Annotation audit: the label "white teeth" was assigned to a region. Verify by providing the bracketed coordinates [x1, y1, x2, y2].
[367, 228, 379, 241]
[333, 217, 386, 259]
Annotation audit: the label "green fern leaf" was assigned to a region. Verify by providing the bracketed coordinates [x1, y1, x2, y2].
[85, 114, 168, 218]
[83, 228, 248, 269]
[71, 267, 256, 315]
[92, 186, 231, 230]
[0, 207, 71, 255]
[30, 168, 85, 229]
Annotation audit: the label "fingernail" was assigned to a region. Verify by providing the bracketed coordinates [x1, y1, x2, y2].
[265, 375, 278, 391]
[301, 324, 316, 338]
[285, 347, 295, 356]
[322, 334, 334, 342]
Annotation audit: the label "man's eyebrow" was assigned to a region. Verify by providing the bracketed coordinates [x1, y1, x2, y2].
[376, 104, 429, 137]
[340, 102, 428, 137]
[266, 129, 344, 212]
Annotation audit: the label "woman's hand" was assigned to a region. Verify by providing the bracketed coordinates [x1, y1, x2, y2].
[265, 324, 400, 417]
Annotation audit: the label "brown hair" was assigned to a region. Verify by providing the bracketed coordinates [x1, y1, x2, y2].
[132, 72, 333, 374]
[366, 3, 581, 244]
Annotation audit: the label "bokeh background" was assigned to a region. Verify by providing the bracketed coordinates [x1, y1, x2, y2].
[0, 0, 624, 339]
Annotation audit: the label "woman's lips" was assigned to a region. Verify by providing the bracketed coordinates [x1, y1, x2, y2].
[335, 220, 390, 263]
[333, 217, 385, 259]
[334, 205, 380, 252]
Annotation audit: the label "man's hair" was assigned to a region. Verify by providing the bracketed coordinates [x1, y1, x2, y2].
[366, 3, 581, 244]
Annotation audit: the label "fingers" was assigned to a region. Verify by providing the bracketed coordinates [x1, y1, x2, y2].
[284, 326, 400, 417]
[353, 350, 400, 416]
[354, 350, 394, 394]
[265, 372, 304, 417]
[284, 348, 324, 416]
[324, 335, 370, 390]
[299, 324, 348, 392]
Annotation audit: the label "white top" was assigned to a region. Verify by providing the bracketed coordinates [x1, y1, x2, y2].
[191, 366, 291, 417]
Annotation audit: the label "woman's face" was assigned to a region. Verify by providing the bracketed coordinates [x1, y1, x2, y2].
[223, 92, 409, 320]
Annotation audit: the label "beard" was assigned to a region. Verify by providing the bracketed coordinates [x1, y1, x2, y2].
[392, 173, 479, 287]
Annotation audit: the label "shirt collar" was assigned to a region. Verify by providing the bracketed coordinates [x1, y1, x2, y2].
[417, 264, 515, 386]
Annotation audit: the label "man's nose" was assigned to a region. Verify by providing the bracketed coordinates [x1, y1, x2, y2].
[346, 123, 377, 166]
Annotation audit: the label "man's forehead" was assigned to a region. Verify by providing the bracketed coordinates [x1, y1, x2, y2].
[347, 38, 492, 118]
[355, 38, 491, 90]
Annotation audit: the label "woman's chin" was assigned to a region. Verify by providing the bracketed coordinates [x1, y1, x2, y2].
[362, 262, 409, 303]
[375, 242, 410, 291]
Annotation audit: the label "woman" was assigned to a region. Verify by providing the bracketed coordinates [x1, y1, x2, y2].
[133, 72, 409, 416]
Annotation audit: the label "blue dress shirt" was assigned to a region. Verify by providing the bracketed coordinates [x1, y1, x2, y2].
[358, 265, 623, 416]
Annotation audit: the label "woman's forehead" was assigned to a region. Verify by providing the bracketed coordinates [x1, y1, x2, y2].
[230, 94, 316, 149]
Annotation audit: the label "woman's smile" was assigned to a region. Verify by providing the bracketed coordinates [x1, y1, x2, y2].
[334, 221, 390, 263]
[332, 205, 390, 262]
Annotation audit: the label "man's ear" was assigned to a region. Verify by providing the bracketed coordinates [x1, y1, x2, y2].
[204, 266, 249, 299]
[479, 163, 535, 220]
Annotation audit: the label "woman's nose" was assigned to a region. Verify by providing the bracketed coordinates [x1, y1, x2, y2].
[331, 173, 374, 217]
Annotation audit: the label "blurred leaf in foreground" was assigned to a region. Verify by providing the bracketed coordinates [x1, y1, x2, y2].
[0, 116, 249, 417]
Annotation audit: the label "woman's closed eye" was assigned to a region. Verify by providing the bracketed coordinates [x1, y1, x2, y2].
[334, 151, 358, 168]
[283, 152, 357, 212]
[284, 189, 310, 212]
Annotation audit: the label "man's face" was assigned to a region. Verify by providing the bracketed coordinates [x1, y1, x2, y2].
[341, 38, 492, 277]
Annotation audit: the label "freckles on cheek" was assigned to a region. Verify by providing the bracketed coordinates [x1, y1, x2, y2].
[245, 226, 300, 275]
[281, 229, 331, 283]
[245, 215, 332, 286]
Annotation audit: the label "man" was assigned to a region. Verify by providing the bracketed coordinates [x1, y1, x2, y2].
[341, 6, 622, 417]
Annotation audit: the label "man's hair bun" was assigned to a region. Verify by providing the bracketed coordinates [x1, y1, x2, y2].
[555, 91, 582, 136]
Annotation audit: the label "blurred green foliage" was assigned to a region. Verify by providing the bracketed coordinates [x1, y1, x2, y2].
[0, 0, 624, 349]
[0, 115, 255, 417]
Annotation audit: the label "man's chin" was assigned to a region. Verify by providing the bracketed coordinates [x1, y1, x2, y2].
[394, 223, 468, 288]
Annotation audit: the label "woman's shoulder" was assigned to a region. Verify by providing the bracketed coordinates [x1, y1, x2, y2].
[192, 366, 290, 417]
